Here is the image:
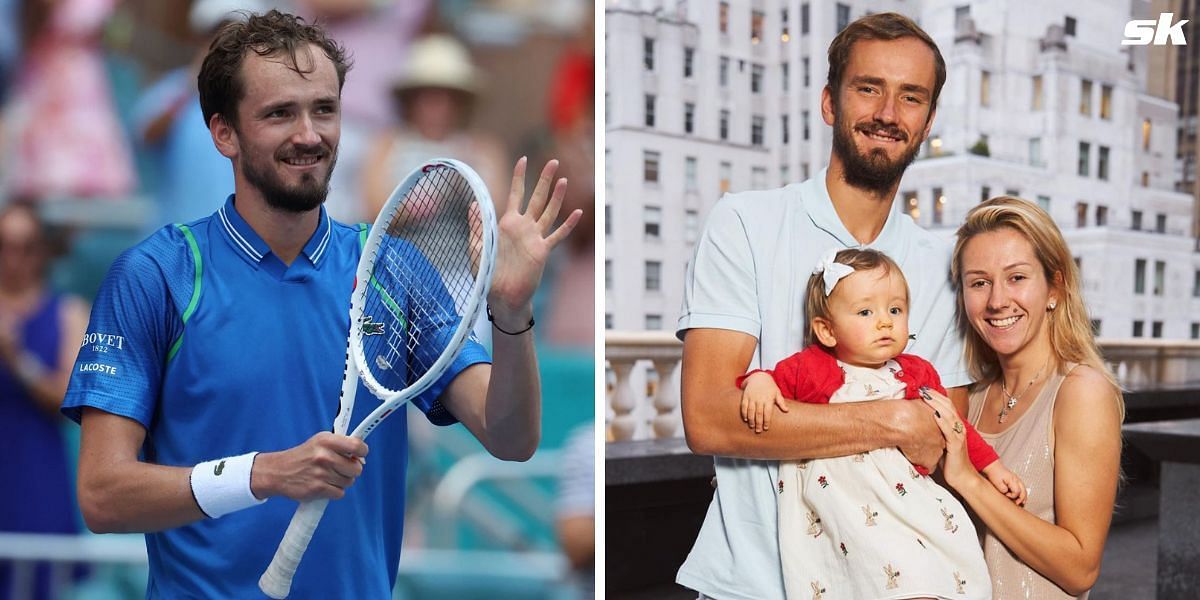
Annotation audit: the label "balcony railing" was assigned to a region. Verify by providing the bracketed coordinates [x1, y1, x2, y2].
[605, 332, 1200, 442]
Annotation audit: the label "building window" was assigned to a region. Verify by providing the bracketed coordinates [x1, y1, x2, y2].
[719, 161, 731, 194]
[1037, 195, 1050, 212]
[801, 162, 809, 180]
[1065, 15, 1077, 36]
[1092, 320, 1103, 336]
[1133, 320, 1144, 337]
[781, 62, 790, 91]
[1079, 79, 1092, 115]
[904, 191, 920, 220]
[644, 94, 656, 127]
[802, 57, 810, 87]
[1097, 146, 1110, 180]
[781, 9, 790, 42]
[836, 3, 850, 31]
[1143, 119, 1151, 151]
[1006, 188, 1020, 197]
[752, 116, 765, 146]
[683, 47, 694, 78]
[1077, 142, 1090, 176]
[1142, 171, 1150, 187]
[605, 204, 611, 237]
[751, 11, 764, 44]
[782, 114, 789, 144]
[1152, 321, 1163, 338]
[1032, 75, 1043, 110]
[1192, 323, 1199, 340]
[1134, 258, 1146, 294]
[645, 314, 663, 330]
[684, 102, 695, 134]
[751, 64, 764, 94]
[1100, 84, 1113, 119]
[605, 313, 613, 330]
[645, 261, 662, 291]
[802, 110, 810, 140]
[1029, 138, 1042, 167]
[605, 259, 612, 290]
[643, 206, 662, 239]
[1132, 210, 1143, 230]
[1096, 205, 1108, 226]
[955, 5, 971, 28]
[643, 37, 654, 71]
[980, 71, 991, 107]
[1154, 260, 1166, 296]
[685, 156, 697, 191]
[685, 209, 699, 244]
[1076, 202, 1088, 228]
[780, 164, 790, 185]
[932, 187, 945, 225]
[751, 167, 766, 190]
[981, 186, 991, 203]
[719, 2, 729, 34]
[719, 110, 730, 141]
[719, 56, 730, 87]
[643, 151, 660, 183]
[1156, 213, 1167, 233]
[801, 3, 810, 34]
[1193, 270, 1200, 297]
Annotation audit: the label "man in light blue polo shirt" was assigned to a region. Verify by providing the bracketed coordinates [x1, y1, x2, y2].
[676, 14, 968, 600]
[62, 10, 580, 598]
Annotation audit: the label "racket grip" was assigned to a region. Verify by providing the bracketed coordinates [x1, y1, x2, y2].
[258, 498, 331, 599]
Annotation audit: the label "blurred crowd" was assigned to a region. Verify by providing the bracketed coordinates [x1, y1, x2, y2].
[0, 0, 594, 598]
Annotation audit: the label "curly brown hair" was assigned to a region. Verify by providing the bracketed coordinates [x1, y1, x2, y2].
[197, 9, 352, 130]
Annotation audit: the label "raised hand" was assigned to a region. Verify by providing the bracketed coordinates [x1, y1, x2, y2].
[486, 157, 582, 329]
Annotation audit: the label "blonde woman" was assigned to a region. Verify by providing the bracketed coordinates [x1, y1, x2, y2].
[922, 197, 1123, 598]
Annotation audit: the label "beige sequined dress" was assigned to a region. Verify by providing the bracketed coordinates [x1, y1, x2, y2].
[966, 364, 1088, 600]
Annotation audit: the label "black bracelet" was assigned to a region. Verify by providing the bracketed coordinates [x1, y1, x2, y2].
[487, 304, 535, 335]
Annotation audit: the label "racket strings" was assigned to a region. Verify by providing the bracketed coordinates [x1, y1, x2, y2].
[358, 165, 482, 394]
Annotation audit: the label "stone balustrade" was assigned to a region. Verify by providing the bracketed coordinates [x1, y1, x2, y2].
[605, 333, 1200, 442]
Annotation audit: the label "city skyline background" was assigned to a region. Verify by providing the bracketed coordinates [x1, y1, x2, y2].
[604, 0, 1200, 346]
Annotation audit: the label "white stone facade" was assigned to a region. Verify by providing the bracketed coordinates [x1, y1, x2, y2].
[605, 0, 1200, 339]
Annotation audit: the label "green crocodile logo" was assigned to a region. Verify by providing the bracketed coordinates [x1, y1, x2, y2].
[361, 316, 385, 336]
[214, 460, 226, 476]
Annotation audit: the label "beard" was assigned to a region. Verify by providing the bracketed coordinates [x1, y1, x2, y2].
[831, 108, 923, 196]
[240, 141, 337, 213]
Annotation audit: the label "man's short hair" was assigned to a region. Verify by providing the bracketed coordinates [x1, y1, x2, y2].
[826, 12, 946, 108]
[197, 9, 352, 129]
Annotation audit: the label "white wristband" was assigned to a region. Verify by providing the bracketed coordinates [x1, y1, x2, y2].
[190, 452, 266, 518]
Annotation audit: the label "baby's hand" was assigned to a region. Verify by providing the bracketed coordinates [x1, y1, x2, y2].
[740, 371, 787, 434]
[982, 461, 1027, 506]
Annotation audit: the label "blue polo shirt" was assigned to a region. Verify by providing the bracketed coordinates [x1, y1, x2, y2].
[63, 195, 490, 599]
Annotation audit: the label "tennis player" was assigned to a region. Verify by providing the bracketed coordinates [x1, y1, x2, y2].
[62, 10, 580, 598]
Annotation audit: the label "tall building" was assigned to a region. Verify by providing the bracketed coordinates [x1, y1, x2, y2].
[605, 0, 1199, 339]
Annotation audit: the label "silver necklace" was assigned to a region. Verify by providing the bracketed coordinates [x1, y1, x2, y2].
[997, 359, 1050, 423]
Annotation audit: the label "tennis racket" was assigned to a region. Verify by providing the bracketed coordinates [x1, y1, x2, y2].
[258, 158, 497, 599]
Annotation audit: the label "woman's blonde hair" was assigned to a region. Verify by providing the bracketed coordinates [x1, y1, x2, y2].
[951, 196, 1124, 420]
[804, 248, 907, 347]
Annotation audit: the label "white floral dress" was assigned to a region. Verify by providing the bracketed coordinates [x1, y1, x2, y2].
[777, 360, 991, 600]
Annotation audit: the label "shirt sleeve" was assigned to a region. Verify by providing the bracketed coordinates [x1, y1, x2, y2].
[62, 245, 179, 428]
[676, 195, 760, 339]
[963, 421, 999, 472]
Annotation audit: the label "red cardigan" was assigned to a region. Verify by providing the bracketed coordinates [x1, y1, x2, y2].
[737, 345, 998, 473]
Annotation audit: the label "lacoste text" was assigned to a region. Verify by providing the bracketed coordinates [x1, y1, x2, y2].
[79, 363, 118, 375]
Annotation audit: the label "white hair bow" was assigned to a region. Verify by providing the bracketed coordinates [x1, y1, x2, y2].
[813, 248, 855, 296]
